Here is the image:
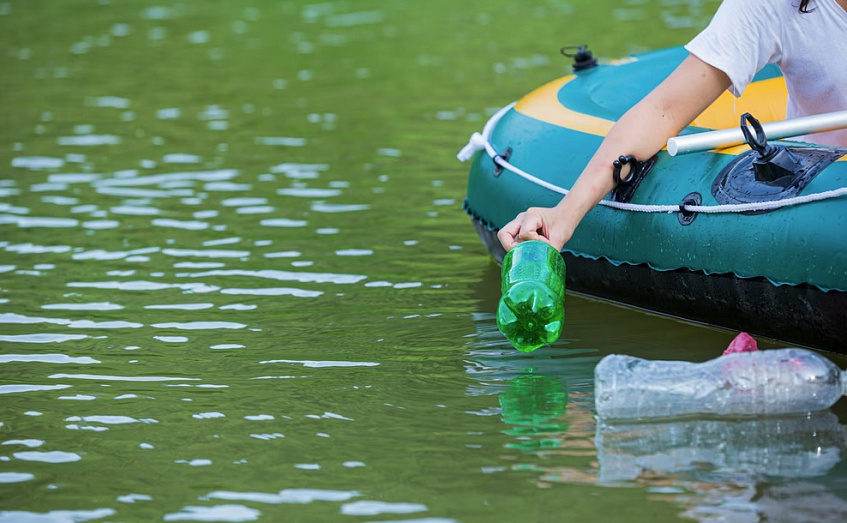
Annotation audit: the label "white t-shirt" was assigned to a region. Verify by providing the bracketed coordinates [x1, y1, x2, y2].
[685, 0, 847, 146]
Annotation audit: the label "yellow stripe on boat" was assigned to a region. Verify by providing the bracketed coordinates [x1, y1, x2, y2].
[513, 76, 615, 137]
[513, 73, 792, 153]
[691, 77, 787, 128]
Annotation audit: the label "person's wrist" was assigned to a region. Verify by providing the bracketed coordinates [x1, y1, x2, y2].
[553, 223, 574, 251]
[546, 213, 575, 251]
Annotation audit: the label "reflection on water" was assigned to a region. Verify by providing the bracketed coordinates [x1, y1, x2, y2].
[595, 414, 847, 521]
[596, 413, 847, 485]
[500, 374, 567, 430]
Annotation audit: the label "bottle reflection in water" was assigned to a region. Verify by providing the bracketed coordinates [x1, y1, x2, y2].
[496, 241, 566, 352]
[499, 374, 568, 452]
[595, 412, 846, 484]
[499, 374, 568, 429]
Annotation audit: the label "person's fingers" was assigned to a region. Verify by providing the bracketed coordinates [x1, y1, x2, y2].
[497, 209, 556, 251]
[516, 212, 545, 241]
[497, 214, 524, 250]
[497, 229, 517, 251]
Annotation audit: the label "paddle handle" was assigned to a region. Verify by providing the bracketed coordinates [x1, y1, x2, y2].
[667, 110, 847, 156]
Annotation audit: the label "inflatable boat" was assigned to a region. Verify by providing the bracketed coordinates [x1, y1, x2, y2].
[459, 46, 847, 352]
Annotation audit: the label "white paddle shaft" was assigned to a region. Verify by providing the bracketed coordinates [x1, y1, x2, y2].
[667, 110, 847, 156]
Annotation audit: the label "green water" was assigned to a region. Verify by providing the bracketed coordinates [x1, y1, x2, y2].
[2, 0, 847, 521]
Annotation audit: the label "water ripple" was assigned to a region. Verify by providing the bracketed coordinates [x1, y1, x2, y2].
[259, 218, 308, 228]
[178, 269, 365, 284]
[269, 162, 328, 179]
[173, 262, 226, 269]
[72, 247, 159, 260]
[328, 8, 384, 25]
[162, 154, 202, 164]
[220, 287, 322, 298]
[110, 205, 161, 215]
[250, 433, 285, 440]
[151, 321, 246, 330]
[255, 136, 306, 146]
[310, 202, 370, 213]
[57, 135, 121, 146]
[0, 472, 36, 484]
[49, 374, 200, 382]
[68, 281, 220, 293]
[258, 359, 379, 368]
[87, 95, 129, 108]
[0, 384, 72, 395]
[336, 249, 373, 256]
[2, 243, 72, 254]
[0, 354, 99, 364]
[340, 500, 427, 516]
[117, 493, 153, 503]
[0, 509, 116, 522]
[2, 439, 44, 448]
[0, 334, 88, 344]
[0, 215, 79, 227]
[263, 251, 301, 258]
[209, 488, 360, 504]
[163, 248, 250, 258]
[164, 505, 260, 522]
[222, 197, 267, 206]
[99, 171, 239, 188]
[42, 302, 124, 311]
[48, 173, 102, 183]
[95, 187, 192, 198]
[0, 312, 142, 329]
[235, 206, 274, 214]
[10, 156, 65, 169]
[13, 450, 81, 463]
[145, 303, 214, 310]
[278, 187, 341, 197]
[152, 219, 209, 230]
[67, 415, 156, 425]
[157, 108, 181, 119]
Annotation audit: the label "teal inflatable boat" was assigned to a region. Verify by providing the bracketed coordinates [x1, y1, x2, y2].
[460, 46, 847, 351]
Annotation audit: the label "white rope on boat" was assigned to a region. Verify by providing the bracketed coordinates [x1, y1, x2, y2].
[457, 102, 847, 215]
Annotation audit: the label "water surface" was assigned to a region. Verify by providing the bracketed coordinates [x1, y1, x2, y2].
[2, 0, 847, 521]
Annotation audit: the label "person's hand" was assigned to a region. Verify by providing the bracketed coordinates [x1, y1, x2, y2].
[497, 206, 573, 252]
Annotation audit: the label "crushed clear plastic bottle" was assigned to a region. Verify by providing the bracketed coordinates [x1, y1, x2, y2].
[496, 240, 566, 352]
[594, 348, 847, 420]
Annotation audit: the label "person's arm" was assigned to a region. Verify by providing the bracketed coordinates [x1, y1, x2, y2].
[497, 54, 732, 251]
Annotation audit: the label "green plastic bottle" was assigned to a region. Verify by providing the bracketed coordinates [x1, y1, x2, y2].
[496, 240, 566, 352]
